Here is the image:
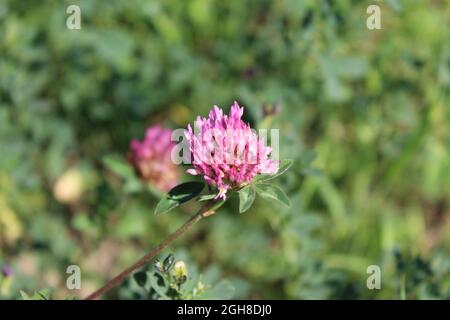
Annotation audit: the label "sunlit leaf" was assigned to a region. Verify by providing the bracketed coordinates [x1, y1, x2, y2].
[154, 182, 205, 215]
[103, 155, 134, 180]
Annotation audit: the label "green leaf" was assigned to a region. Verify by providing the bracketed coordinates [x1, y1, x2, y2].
[254, 183, 291, 207]
[155, 259, 163, 273]
[148, 272, 170, 299]
[202, 280, 236, 299]
[20, 289, 51, 300]
[20, 290, 31, 300]
[154, 197, 179, 216]
[301, 167, 322, 176]
[299, 150, 317, 167]
[167, 182, 205, 201]
[72, 214, 100, 237]
[198, 194, 216, 202]
[238, 186, 256, 213]
[163, 254, 175, 272]
[146, 184, 165, 199]
[208, 198, 227, 212]
[254, 159, 294, 183]
[154, 182, 205, 215]
[133, 271, 148, 287]
[103, 155, 135, 180]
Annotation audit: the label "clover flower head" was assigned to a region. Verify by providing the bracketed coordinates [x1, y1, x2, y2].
[128, 125, 180, 192]
[185, 101, 279, 199]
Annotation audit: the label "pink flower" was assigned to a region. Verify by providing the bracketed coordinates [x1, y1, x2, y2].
[128, 125, 180, 192]
[185, 101, 279, 199]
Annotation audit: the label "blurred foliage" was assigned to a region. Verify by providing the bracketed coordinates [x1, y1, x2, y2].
[0, 0, 449, 299]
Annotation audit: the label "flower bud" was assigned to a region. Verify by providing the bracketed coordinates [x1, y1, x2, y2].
[171, 260, 188, 284]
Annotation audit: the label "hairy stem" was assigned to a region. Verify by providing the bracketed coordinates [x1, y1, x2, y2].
[84, 202, 218, 300]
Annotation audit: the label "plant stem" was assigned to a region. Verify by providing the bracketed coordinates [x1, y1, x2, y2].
[84, 202, 217, 300]
[400, 273, 407, 300]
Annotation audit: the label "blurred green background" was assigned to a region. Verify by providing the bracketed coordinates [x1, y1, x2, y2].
[1, 0, 449, 299]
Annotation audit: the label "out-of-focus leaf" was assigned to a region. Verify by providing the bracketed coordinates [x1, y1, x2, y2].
[254, 183, 291, 207]
[103, 155, 135, 180]
[20, 289, 51, 300]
